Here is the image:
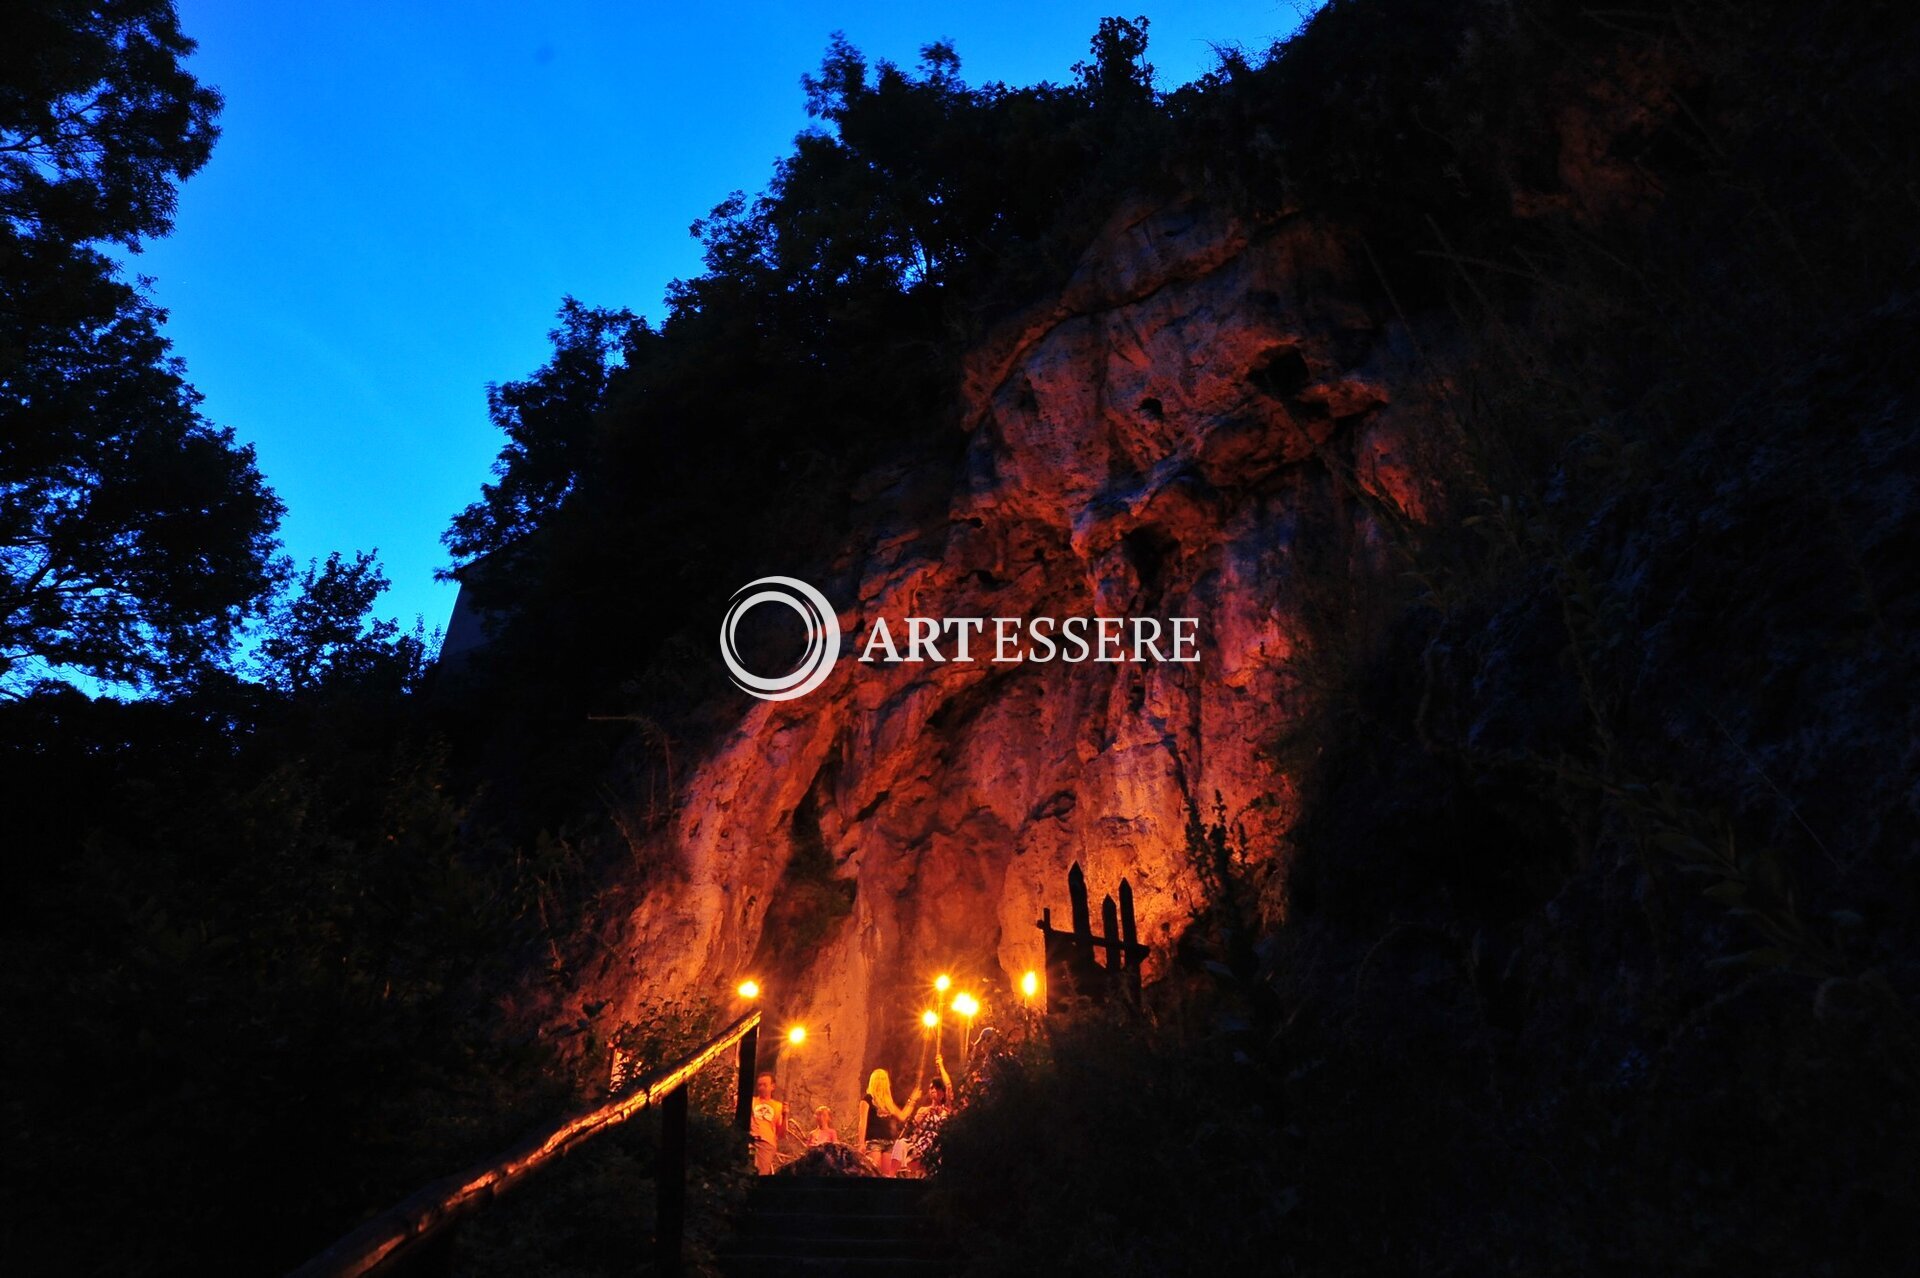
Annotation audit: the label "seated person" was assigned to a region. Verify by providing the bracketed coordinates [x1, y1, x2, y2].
[807, 1105, 839, 1147]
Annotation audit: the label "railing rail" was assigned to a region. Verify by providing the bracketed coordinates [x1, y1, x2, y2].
[289, 1009, 762, 1278]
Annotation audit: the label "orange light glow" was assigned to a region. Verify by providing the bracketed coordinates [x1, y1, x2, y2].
[787, 1025, 807, 1045]
[1021, 971, 1039, 999]
[921, 1009, 939, 1029]
[736, 979, 761, 999]
[952, 992, 980, 1018]
[934, 974, 952, 993]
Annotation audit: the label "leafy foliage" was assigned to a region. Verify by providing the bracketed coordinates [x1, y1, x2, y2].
[0, 0, 281, 694]
[935, 1015, 1299, 1278]
[251, 550, 433, 696]
[0, 0, 220, 246]
[0, 679, 572, 1273]
[442, 299, 640, 570]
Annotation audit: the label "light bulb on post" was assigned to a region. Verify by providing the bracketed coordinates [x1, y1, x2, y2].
[934, 973, 952, 994]
[778, 1023, 806, 1101]
[1020, 969, 1043, 1039]
[921, 1009, 939, 1030]
[736, 979, 761, 1000]
[952, 992, 980, 1064]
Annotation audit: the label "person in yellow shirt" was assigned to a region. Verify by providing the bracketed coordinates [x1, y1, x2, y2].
[748, 1073, 800, 1174]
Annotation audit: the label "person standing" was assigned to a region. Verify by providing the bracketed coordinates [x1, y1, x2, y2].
[858, 1068, 918, 1175]
[807, 1106, 839, 1147]
[904, 1052, 955, 1175]
[749, 1073, 799, 1175]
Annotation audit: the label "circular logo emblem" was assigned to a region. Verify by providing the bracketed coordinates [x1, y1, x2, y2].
[719, 576, 841, 701]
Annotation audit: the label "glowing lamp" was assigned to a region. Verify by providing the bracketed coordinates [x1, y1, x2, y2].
[1021, 971, 1039, 999]
[952, 992, 980, 1018]
[736, 979, 761, 999]
[934, 974, 952, 993]
[921, 1009, 939, 1029]
[787, 1025, 807, 1045]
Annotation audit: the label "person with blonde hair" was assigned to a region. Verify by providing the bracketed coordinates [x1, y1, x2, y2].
[858, 1067, 918, 1175]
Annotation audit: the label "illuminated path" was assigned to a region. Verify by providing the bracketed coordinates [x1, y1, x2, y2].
[717, 1175, 950, 1275]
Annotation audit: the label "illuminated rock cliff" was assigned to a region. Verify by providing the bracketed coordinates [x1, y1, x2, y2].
[573, 196, 1450, 1115]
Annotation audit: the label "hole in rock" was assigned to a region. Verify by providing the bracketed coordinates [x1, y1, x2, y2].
[1249, 345, 1312, 401]
[1121, 524, 1181, 602]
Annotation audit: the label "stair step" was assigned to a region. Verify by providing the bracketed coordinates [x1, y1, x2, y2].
[721, 1233, 947, 1260]
[718, 1255, 953, 1277]
[719, 1175, 953, 1277]
[740, 1210, 934, 1240]
[747, 1187, 928, 1213]
[754, 1174, 927, 1190]
[751, 1177, 928, 1191]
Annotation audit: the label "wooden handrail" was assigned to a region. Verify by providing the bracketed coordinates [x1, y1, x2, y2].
[289, 1009, 762, 1278]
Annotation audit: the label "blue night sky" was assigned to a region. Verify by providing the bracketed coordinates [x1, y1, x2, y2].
[135, 2, 1307, 636]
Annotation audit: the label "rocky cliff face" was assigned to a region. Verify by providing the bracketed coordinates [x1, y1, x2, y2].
[478, 5, 1919, 1266]
[574, 197, 1453, 1115]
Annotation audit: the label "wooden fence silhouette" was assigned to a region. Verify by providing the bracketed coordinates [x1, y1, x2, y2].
[1036, 862, 1149, 1010]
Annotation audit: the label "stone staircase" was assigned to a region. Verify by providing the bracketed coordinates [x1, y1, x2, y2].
[717, 1175, 954, 1276]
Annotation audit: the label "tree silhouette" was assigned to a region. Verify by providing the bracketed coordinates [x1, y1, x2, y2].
[442, 298, 639, 574]
[253, 551, 429, 696]
[1, 0, 281, 693]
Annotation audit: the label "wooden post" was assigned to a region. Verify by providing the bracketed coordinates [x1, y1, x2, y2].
[657, 1083, 688, 1277]
[1101, 892, 1122, 998]
[1068, 862, 1099, 996]
[1068, 863, 1092, 948]
[735, 1024, 758, 1132]
[1101, 894, 1120, 967]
